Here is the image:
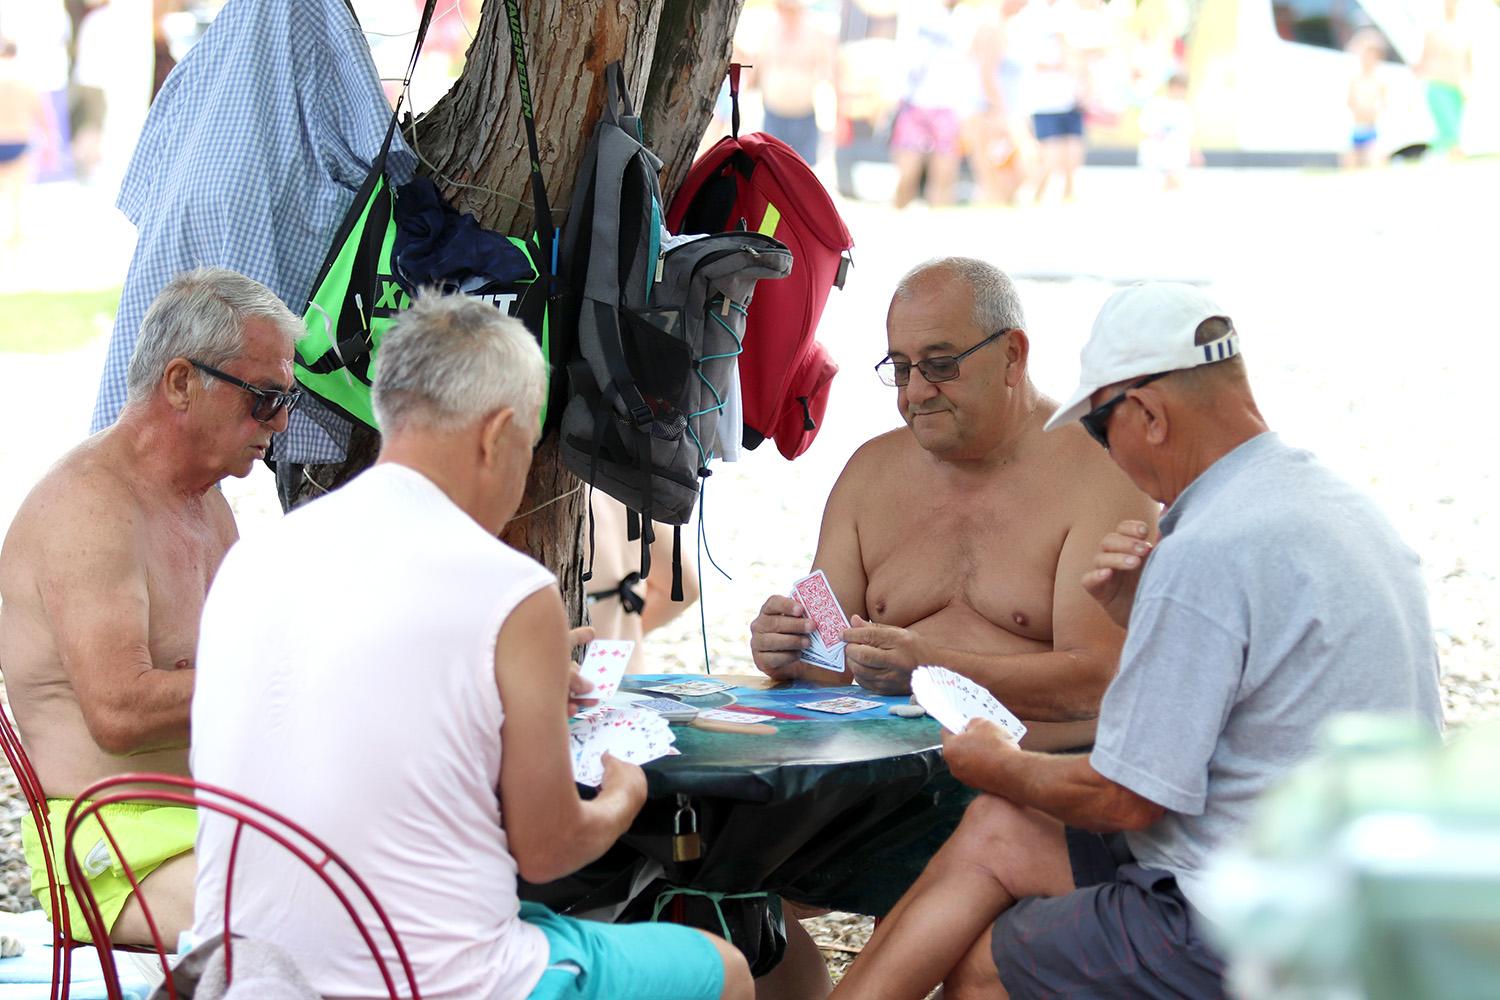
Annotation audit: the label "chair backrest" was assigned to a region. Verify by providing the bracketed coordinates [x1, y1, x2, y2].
[62, 772, 422, 1000]
[0, 693, 77, 998]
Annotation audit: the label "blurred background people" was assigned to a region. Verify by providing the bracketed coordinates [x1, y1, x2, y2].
[69, 0, 117, 184]
[742, 0, 836, 165]
[1070, 0, 1131, 131]
[1137, 72, 1195, 190]
[1420, 0, 1472, 160]
[965, 0, 1036, 205]
[0, 38, 55, 250]
[1126, 0, 1189, 103]
[1344, 29, 1387, 170]
[0, 1, 72, 181]
[889, 0, 981, 208]
[1012, 0, 1088, 204]
[69, 0, 152, 188]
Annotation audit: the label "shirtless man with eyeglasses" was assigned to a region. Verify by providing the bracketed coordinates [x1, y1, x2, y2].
[752, 258, 1155, 741]
[747, 257, 1157, 999]
[0, 267, 299, 947]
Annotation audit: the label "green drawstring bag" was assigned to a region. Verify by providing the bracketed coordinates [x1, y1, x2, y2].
[296, 0, 559, 432]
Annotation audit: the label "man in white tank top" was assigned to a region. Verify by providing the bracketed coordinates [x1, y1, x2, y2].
[191, 295, 753, 1000]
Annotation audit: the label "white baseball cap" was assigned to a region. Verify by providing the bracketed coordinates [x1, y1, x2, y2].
[1044, 282, 1239, 432]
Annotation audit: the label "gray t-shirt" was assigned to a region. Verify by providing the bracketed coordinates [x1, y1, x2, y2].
[1091, 432, 1443, 909]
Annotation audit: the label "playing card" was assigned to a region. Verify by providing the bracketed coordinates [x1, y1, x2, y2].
[799, 643, 846, 673]
[792, 570, 851, 650]
[696, 708, 776, 725]
[911, 666, 1028, 741]
[642, 680, 729, 697]
[578, 639, 635, 705]
[568, 705, 677, 787]
[796, 696, 883, 715]
[633, 697, 700, 722]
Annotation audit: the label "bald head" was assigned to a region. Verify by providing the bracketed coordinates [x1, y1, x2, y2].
[890, 257, 1027, 336]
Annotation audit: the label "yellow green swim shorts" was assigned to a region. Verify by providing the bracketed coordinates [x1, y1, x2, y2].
[20, 798, 197, 943]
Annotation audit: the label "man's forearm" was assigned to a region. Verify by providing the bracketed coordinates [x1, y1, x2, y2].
[927, 646, 1111, 722]
[969, 750, 1159, 833]
[89, 667, 195, 755]
[558, 786, 641, 873]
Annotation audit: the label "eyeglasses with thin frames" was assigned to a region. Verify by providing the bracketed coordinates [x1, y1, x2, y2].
[189, 360, 303, 423]
[874, 329, 1012, 387]
[1079, 371, 1170, 449]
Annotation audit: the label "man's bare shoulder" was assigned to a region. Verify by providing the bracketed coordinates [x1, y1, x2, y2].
[5, 438, 146, 561]
[1037, 422, 1159, 518]
[839, 428, 917, 486]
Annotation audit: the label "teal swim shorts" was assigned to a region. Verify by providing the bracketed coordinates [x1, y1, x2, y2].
[521, 902, 725, 1000]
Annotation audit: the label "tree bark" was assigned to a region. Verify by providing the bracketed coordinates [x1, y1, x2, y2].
[290, 0, 744, 626]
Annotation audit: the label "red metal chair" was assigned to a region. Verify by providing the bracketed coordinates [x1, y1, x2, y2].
[0, 695, 87, 1000]
[62, 773, 422, 1000]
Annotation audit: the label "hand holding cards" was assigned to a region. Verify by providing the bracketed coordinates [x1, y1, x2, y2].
[568, 704, 675, 787]
[791, 569, 850, 673]
[576, 639, 636, 707]
[911, 665, 1027, 742]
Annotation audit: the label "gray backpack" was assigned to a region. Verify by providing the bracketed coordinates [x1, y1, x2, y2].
[558, 62, 792, 589]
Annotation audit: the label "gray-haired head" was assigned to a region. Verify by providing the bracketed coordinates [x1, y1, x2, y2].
[891, 257, 1027, 335]
[372, 293, 547, 434]
[125, 267, 300, 404]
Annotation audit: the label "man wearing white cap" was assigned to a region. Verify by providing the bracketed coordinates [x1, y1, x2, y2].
[828, 282, 1443, 999]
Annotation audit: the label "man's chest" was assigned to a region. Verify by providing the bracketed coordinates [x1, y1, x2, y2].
[858, 489, 1067, 642]
[141, 515, 228, 656]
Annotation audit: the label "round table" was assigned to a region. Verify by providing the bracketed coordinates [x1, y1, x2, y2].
[525, 676, 976, 942]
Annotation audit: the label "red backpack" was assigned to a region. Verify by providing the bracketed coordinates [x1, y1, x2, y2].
[665, 69, 853, 460]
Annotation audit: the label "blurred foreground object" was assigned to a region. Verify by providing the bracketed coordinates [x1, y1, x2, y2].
[1202, 715, 1500, 1000]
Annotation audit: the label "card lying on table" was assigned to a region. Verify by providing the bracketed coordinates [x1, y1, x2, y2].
[641, 679, 729, 697]
[911, 665, 1027, 741]
[791, 569, 850, 673]
[568, 704, 676, 786]
[797, 696, 883, 715]
[631, 696, 700, 722]
[696, 708, 777, 725]
[577, 639, 635, 706]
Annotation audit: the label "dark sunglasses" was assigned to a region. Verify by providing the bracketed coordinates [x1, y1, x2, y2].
[875, 329, 1011, 387]
[1079, 371, 1170, 449]
[190, 360, 303, 423]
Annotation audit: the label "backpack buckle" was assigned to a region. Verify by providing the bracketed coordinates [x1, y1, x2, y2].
[628, 401, 655, 428]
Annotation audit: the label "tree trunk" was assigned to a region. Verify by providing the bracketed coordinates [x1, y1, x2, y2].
[291, 0, 743, 626]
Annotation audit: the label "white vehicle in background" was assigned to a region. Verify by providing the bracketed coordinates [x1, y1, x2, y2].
[1179, 0, 1500, 163]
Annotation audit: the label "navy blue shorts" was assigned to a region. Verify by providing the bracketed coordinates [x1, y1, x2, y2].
[990, 829, 1227, 999]
[1032, 108, 1084, 140]
[762, 109, 820, 165]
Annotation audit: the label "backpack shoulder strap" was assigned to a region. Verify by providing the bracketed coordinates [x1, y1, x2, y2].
[581, 61, 662, 429]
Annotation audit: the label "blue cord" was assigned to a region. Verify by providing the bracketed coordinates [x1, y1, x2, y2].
[689, 298, 747, 672]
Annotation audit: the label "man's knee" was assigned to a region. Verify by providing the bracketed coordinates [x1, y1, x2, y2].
[951, 794, 1035, 853]
[705, 932, 754, 1000]
[946, 795, 1070, 899]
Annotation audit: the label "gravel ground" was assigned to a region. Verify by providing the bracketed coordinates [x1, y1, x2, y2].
[1, 163, 1496, 988]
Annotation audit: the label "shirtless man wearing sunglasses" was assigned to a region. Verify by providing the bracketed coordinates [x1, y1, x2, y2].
[0, 267, 299, 947]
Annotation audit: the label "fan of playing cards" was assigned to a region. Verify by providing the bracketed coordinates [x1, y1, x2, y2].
[568, 704, 676, 787]
[791, 570, 850, 673]
[911, 666, 1028, 742]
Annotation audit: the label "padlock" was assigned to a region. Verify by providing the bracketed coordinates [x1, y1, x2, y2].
[672, 795, 702, 862]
